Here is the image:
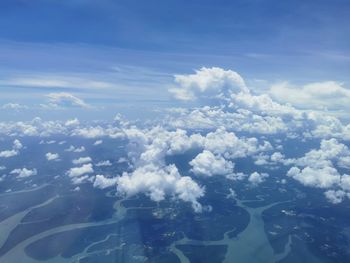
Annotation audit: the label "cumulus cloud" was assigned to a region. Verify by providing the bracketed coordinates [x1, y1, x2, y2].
[190, 150, 234, 176]
[67, 163, 94, 177]
[0, 149, 17, 158]
[65, 145, 85, 152]
[203, 128, 272, 158]
[169, 67, 248, 101]
[46, 92, 90, 108]
[93, 175, 118, 189]
[295, 139, 350, 168]
[123, 126, 270, 169]
[165, 67, 350, 142]
[0, 139, 23, 158]
[324, 190, 347, 204]
[248, 172, 269, 185]
[0, 67, 349, 143]
[46, 152, 60, 161]
[72, 157, 92, 165]
[117, 164, 204, 212]
[285, 138, 350, 203]
[2, 66, 350, 211]
[287, 166, 340, 189]
[10, 168, 37, 178]
[115, 125, 273, 211]
[271, 152, 285, 162]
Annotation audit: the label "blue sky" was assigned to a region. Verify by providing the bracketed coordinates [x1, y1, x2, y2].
[0, 0, 349, 120]
[2, 0, 350, 230]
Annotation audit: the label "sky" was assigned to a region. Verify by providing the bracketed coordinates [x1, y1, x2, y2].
[1, 0, 350, 219]
[0, 0, 349, 121]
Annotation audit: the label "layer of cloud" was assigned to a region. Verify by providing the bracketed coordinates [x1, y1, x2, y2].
[1, 67, 350, 211]
[166, 67, 350, 141]
[269, 81, 350, 113]
[0, 75, 114, 90]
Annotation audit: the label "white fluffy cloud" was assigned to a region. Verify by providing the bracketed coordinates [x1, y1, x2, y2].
[46, 152, 60, 161]
[169, 67, 248, 101]
[116, 125, 273, 211]
[65, 145, 85, 153]
[324, 190, 347, 204]
[190, 150, 234, 176]
[0, 139, 23, 158]
[293, 138, 350, 169]
[285, 138, 350, 203]
[117, 164, 204, 212]
[93, 175, 118, 189]
[72, 157, 92, 165]
[166, 67, 350, 141]
[123, 126, 271, 170]
[67, 163, 94, 177]
[2, 66, 350, 211]
[287, 166, 340, 189]
[10, 168, 37, 178]
[0, 149, 18, 158]
[248, 172, 269, 185]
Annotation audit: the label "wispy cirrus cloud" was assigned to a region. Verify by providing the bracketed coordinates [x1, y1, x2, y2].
[0, 75, 114, 91]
